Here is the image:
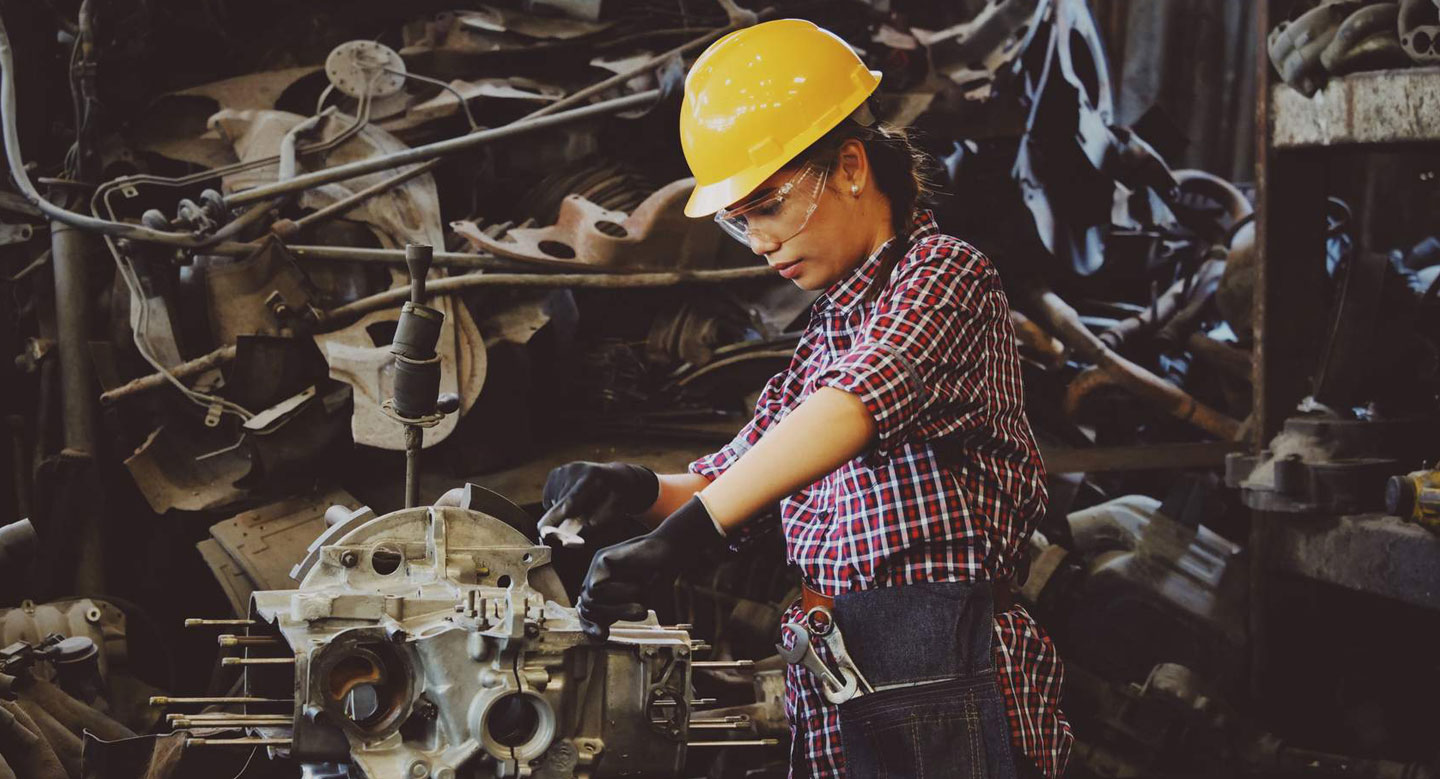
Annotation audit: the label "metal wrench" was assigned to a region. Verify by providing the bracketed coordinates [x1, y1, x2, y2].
[807, 608, 873, 701]
[778, 612, 872, 704]
[777, 622, 847, 694]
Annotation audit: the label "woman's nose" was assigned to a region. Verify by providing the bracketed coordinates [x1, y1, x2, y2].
[748, 233, 780, 256]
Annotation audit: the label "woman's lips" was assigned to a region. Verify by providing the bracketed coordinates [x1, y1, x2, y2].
[772, 259, 804, 280]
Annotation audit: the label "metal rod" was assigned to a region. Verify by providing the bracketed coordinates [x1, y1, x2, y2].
[525, 21, 748, 121]
[652, 698, 716, 707]
[279, 160, 439, 236]
[218, 635, 279, 647]
[205, 241, 525, 271]
[172, 718, 292, 727]
[101, 345, 237, 406]
[221, 657, 295, 666]
[185, 619, 256, 627]
[692, 660, 755, 669]
[689, 721, 751, 730]
[167, 717, 289, 722]
[323, 266, 774, 327]
[224, 90, 660, 208]
[686, 739, 780, 747]
[404, 425, 421, 509]
[151, 697, 291, 706]
[185, 738, 292, 747]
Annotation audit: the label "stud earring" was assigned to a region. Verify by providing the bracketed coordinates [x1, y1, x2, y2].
[850, 184, 859, 196]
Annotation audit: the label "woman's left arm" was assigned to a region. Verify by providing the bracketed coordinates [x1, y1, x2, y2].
[699, 387, 876, 531]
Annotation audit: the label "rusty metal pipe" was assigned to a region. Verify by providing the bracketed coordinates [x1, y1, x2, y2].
[98, 344, 236, 406]
[1027, 289, 1242, 440]
[1063, 365, 1119, 419]
[224, 89, 660, 208]
[1010, 310, 1066, 368]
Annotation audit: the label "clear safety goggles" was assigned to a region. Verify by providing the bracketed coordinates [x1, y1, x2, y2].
[714, 162, 830, 247]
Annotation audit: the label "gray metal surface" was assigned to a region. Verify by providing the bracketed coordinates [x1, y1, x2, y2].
[1265, 513, 1440, 611]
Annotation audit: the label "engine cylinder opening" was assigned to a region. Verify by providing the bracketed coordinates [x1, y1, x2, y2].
[488, 693, 541, 747]
[321, 644, 412, 733]
[479, 691, 556, 763]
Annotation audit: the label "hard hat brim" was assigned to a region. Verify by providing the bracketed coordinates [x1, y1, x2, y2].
[682, 68, 883, 219]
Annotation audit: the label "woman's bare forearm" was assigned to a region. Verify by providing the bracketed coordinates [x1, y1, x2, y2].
[638, 471, 714, 527]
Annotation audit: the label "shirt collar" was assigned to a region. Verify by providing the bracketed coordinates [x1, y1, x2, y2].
[819, 209, 940, 314]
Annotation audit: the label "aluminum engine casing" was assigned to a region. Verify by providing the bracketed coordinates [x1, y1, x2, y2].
[245, 500, 695, 778]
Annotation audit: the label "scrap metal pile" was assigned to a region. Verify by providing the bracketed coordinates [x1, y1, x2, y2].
[1269, 0, 1440, 95]
[2, 0, 1438, 777]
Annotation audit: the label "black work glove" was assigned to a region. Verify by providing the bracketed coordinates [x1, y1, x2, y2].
[538, 462, 659, 544]
[577, 496, 726, 640]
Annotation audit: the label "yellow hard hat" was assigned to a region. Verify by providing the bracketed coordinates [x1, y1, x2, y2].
[679, 19, 882, 218]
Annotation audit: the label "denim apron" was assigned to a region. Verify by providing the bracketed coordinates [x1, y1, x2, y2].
[830, 581, 1017, 778]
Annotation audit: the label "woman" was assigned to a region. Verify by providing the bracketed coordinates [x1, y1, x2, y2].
[539, 19, 1072, 778]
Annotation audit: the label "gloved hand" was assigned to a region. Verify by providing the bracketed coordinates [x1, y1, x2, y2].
[537, 462, 659, 544]
[577, 496, 725, 640]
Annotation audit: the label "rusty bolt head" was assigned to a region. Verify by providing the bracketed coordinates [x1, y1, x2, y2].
[341, 551, 359, 568]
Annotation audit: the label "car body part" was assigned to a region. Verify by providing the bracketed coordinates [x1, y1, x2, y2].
[454, 179, 724, 272]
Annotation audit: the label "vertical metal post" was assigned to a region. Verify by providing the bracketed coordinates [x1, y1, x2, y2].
[405, 426, 421, 509]
[51, 222, 96, 458]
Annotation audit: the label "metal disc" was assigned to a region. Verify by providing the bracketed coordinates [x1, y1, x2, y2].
[324, 40, 407, 100]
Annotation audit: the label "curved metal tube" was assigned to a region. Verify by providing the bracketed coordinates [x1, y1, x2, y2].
[1027, 288, 1243, 440]
[1063, 365, 1118, 419]
[1174, 169, 1253, 224]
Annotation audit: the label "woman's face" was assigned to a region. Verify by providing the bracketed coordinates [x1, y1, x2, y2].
[726, 140, 894, 291]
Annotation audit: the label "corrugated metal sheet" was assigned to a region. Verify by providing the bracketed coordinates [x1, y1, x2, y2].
[1091, 0, 1258, 184]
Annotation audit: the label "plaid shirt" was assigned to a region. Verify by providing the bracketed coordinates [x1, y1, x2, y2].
[690, 211, 1072, 777]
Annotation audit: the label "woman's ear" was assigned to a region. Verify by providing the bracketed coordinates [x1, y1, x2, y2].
[835, 138, 869, 196]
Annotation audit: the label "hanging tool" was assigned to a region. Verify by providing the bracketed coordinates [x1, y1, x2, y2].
[381, 243, 460, 508]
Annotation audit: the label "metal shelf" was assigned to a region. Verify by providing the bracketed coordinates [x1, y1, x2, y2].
[1272, 66, 1440, 149]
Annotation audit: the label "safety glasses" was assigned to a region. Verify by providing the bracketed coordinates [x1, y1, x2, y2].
[714, 162, 830, 247]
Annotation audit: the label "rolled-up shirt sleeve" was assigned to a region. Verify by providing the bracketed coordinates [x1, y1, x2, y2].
[814, 248, 998, 459]
[688, 364, 798, 549]
[689, 366, 790, 480]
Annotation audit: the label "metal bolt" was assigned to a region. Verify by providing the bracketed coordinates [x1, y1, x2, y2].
[408, 760, 429, 778]
[341, 551, 359, 568]
[85, 607, 102, 624]
[524, 623, 540, 638]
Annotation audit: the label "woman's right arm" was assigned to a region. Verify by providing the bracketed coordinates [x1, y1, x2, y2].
[637, 472, 714, 528]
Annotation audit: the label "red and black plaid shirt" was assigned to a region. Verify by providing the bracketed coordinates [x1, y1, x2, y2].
[690, 211, 1072, 777]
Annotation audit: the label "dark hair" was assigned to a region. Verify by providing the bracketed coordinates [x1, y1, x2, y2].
[793, 114, 938, 302]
